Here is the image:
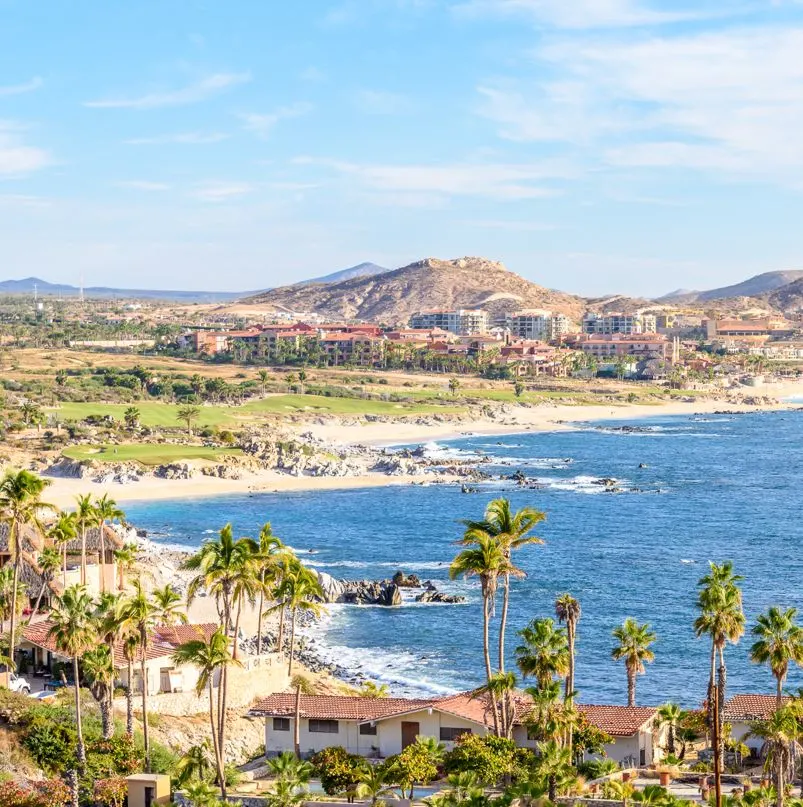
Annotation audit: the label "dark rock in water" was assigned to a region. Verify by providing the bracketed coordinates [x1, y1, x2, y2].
[591, 477, 618, 487]
[415, 590, 466, 604]
[638, 463, 648, 468]
[392, 571, 421, 588]
[136, 529, 148, 537]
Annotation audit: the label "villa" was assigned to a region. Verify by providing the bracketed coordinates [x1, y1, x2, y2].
[724, 694, 789, 759]
[249, 691, 666, 765]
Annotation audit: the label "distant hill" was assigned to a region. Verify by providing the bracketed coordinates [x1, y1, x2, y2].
[766, 277, 803, 312]
[241, 256, 586, 323]
[296, 262, 391, 287]
[660, 271, 803, 303]
[0, 276, 246, 303]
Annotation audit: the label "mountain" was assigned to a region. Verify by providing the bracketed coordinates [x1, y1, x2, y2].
[0, 276, 246, 302]
[240, 256, 586, 322]
[660, 271, 803, 303]
[766, 277, 803, 312]
[296, 262, 391, 286]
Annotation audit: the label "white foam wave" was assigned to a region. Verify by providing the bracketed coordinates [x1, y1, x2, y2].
[307, 560, 449, 571]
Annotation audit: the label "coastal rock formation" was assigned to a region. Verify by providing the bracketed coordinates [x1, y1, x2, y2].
[315, 570, 462, 607]
[154, 462, 194, 480]
[415, 590, 466, 604]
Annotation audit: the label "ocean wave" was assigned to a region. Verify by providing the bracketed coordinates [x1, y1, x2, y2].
[307, 560, 450, 571]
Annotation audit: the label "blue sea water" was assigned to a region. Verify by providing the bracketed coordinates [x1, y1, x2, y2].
[124, 410, 803, 707]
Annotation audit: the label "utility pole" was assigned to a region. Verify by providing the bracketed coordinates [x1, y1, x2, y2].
[713, 682, 722, 807]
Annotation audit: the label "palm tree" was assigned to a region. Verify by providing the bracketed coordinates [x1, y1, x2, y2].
[611, 618, 656, 707]
[657, 703, 683, 756]
[176, 740, 216, 786]
[93, 494, 124, 594]
[278, 560, 323, 676]
[360, 681, 390, 698]
[750, 606, 803, 708]
[256, 523, 285, 654]
[475, 670, 518, 739]
[268, 750, 314, 784]
[291, 674, 315, 758]
[25, 545, 61, 625]
[532, 739, 575, 801]
[113, 542, 138, 591]
[74, 494, 96, 587]
[82, 644, 116, 739]
[516, 618, 570, 691]
[47, 585, 96, 770]
[554, 594, 581, 702]
[121, 631, 138, 737]
[748, 705, 799, 807]
[177, 404, 201, 435]
[258, 369, 270, 397]
[460, 499, 545, 673]
[94, 590, 125, 738]
[152, 585, 188, 625]
[48, 510, 77, 590]
[0, 469, 53, 670]
[449, 531, 509, 736]
[119, 577, 159, 772]
[694, 561, 745, 743]
[172, 625, 241, 797]
[123, 406, 140, 430]
[356, 763, 397, 807]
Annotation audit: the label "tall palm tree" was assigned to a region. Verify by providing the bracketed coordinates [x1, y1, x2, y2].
[290, 674, 315, 758]
[152, 585, 188, 625]
[750, 606, 803, 708]
[119, 578, 158, 771]
[113, 542, 138, 592]
[48, 510, 77, 590]
[277, 560, 323, 676]
[175, 740, 216, 787]
[475, 670, 518, 739]
[611, 618, 657, 707]
[47, 584, 96, 770]
[27, 545, 60, 623]
[82, 644, 116, 739]
[121, 631, 138, 737]
[449, 531, 509, 736]
[74, 494, 96, 587]
[255, 523, 285, 654]
[694, 562, 745, 743]
[93, 494, 125, 594]
[0, 469, 53, 670]
[748, 705, 799, 807]
[554, 594, 581, 702]
[460, 499, 545, 672]
[94, 590, 126, 737]
[172, 626, 241, 798]
[657, 703, 684, 756]
[516, 617, 570, 691]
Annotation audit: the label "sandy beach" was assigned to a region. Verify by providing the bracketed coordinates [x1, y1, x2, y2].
[41, 385, 803, 508]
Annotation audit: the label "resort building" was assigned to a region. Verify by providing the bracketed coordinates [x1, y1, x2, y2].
[583, 313, 657, 335]
[568, 334, 670, 361]
[507, 310, 572, 342]
[724, 694, 789, 759]
[704, 318, 794, 343]
[319, 333, 386, 366]
[409, 310, 489, 336]
[250, 691, 666, 766]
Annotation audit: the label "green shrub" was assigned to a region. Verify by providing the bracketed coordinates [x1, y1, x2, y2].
[443, 733, 517, 786]
[310, 746, 364, 795]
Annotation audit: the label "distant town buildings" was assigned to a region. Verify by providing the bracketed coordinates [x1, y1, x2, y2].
[506, 310, 571, 341]
[583, 312, 657, 335]
[408, 309, 489, 336]
[567, 333, 671, 361]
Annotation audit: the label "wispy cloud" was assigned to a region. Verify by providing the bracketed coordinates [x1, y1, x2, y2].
[0, 123, 52, 176]
[125, 131, 229, 145]
[355, 89, 415, 116]
[0, 77, 43, 97]
[454, 0, 716, 28]
[239, 103, 312, 138]
[85, 72, 251, 110]
[190, 181, 254, 202]
[116, 180, 172, 191]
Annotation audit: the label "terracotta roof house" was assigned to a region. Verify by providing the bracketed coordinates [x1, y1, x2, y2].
[724, 694, 791, 757]
[250, 691, 666, 764]
[20, 621, 218, 696]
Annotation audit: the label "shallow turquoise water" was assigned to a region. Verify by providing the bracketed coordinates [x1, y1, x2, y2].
[125, 410, 803, 706]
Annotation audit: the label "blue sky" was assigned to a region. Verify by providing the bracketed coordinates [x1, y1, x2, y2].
[2, 0, 803, 296]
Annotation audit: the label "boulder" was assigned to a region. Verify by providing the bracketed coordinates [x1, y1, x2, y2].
[415, 590, 466, 604]
[392, 571, 422, 588]
[316, 572, 346, 604]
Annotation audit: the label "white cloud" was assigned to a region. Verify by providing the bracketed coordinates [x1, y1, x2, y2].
[0, 77, 43, 96]
[117, 181, 172, 191]
[190, 181, 254, 202]
[313, 158, 569, 199]
[239, 103, 312, 138]
[0, 124, 52, 176]
[355, 89, 415, 115]
[125, 132, 229, 145]
[453, 0, 708, 28]
[85, 72, 251, 109]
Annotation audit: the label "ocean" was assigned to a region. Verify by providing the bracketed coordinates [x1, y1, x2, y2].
[124, 409, 803, 707]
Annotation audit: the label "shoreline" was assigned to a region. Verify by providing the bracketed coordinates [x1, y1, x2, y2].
[42, 392, 799, 507]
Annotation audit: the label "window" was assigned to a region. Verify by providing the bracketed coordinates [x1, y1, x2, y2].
[360, 723, 377, 736]
[309, 719, 339, 734]
[273, 718, 290, 732]
[440, 727, 471, 742]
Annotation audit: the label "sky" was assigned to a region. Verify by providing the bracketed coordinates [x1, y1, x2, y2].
[2, 0, 803, 297]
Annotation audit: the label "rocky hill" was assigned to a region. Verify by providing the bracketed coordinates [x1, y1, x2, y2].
[661, 270, 803, 303]
[297, 261, 391, 286]
[241, 257, 586, 323]
[765, 277, 803, 313]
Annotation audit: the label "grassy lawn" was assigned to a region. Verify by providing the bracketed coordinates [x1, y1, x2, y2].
[63, 443, 243, 466]
[48, 401, 237, 427]
[240, 394, 465, 416]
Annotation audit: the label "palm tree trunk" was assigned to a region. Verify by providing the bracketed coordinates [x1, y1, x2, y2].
[100, 690, 113, 739]
[80, 527, 87, 586]
[566, 619, 575, 755]
[717, 648, 727, 759]
[481, 593, 499, 737]
[232, 596, 242, 660]
[29, 577, 50, 624]
[73, 655, 86, 771]
[207, 675, 225, 798]
[288, 607, 297, 676]
[63, 544, 67, 589]
[277, 602, 286, 654]
[776, 753, 784, 807]
[8, 557, 21, 670]
[126, 658, 134, 736]
[627, 667, 636, 708]
[98, 521, 107, 593]
[140, 636, 150, 772]
[498, 573, 509, 672]
[776, 674, 784, 711]
[294, 683, 302, 758]
[257, 578, 264, 653]
[708, 640, 716, 746]
[218, 665, 229, 798]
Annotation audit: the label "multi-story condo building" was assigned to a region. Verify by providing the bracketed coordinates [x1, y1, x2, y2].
[409, 309, 488, 336]
[507, 310, 571, 341]
[582, 312, 657, 335]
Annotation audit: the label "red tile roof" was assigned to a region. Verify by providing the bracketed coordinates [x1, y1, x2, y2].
[724, 694, 790, 721]
[21, 621, 218, 666]
[576, 705, 658, 736]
